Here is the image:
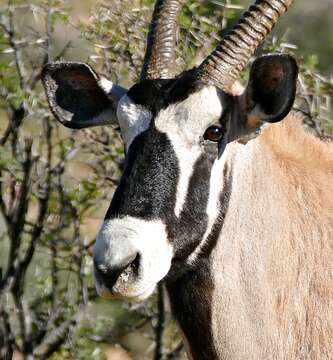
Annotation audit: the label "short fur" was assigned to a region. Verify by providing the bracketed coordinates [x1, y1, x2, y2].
[177, 113, 333, 359]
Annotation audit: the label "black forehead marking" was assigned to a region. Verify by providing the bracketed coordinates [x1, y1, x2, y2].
[164, 69, 206, 105]
[127, 69, 214, 116]
[127, 78, 172, 114]
[105, 126, 179, 220]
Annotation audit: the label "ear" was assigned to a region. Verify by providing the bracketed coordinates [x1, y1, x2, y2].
[41, 62, 128, 129]
[245, 54, 298, 128]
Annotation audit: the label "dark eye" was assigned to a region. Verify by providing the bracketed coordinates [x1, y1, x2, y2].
[204, 125, 224, 142]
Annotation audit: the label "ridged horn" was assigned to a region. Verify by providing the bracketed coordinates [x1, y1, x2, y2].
[141, 0, 185, 81]
[196, 0, 294, 92]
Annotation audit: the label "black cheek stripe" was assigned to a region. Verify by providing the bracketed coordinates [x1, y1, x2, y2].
[166, 162, 233, 360]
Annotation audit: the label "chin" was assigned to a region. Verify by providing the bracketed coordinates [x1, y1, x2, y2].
[95, 279, 157, 302]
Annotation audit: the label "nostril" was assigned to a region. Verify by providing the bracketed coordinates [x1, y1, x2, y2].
[131, 252, 140, 273]
[94, 252, 140, 290]
[94, 263, 120, 290]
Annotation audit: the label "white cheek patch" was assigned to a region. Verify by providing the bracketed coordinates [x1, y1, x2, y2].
[155, 86, 223, 217]
[117, 95, 152, 151]
[94, 216, 173, 300]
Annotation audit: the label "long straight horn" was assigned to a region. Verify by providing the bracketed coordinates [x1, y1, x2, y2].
[197, 0, 294, 91]
[141, 0, 185, 81]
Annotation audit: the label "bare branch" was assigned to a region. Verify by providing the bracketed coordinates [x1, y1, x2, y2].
[0, 300, 15, 359]
[165, 342, 184, 360]
[0, 170, 12, 230]
[33, 310, 83, 360]
[154, 283, 166, 360]
[7, 0, 27, 89]
[1, 138, 33, 293]
[54, 41, 72, 61]
[45, 0, 53, 62]
[17, 120, 52, 280]
[0, 21, 10, 35]
[0, 105, 24, 147]
[0, 85, 10, 102]
[12, 295, 34, 358]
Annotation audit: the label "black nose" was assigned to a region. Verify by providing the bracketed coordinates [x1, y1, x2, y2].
[94, 252, 140, 290]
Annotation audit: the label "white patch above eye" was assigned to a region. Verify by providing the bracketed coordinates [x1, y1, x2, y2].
[155, 86, 223, 141]
[117, 95, 152, 151]
[155, 86, 223, 217]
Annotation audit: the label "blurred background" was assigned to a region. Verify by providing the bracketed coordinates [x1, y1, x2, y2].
[0, 0, 332, 359]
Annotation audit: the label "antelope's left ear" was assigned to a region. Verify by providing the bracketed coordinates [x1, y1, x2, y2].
[42, 62, 128, 129]
[244, 54, 298, 129]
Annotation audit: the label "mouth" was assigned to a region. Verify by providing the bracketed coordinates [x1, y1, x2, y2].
[94, 252, 139, 286]
[118, 253, 140, 284]
[94, 254, 156, 301]
[94, 274, 156, 301]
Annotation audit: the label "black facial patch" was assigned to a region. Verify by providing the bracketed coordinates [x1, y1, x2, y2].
[126, 69, 209, 116]
[105, 126, 178, 220]
[168, 153, 215, 262]
[163, 69, 207, 105]
[127, 79, 173, 115]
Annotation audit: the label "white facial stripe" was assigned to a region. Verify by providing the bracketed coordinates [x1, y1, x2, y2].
[170, 135, 200, 217]
[117, 95, 152, 151]
[94, 216, 173, 300]
[155, 86, 223, 217]
[187, 153, 227, 264]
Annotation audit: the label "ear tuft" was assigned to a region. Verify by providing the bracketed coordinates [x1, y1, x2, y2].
[42, 62, 127, 129]
[246, 54, 298, 124]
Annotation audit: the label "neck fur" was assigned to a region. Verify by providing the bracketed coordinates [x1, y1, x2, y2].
[166, 114, 333, 359]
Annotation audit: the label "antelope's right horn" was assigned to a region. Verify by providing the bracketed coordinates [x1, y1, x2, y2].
[196, 0, 294, 92]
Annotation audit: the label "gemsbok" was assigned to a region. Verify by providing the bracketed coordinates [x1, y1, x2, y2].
[42, 0, 333, 358]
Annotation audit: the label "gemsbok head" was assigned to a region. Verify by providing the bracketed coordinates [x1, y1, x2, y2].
[42, 0, 333, 358]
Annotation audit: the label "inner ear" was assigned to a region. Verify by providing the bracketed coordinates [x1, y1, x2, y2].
[42, 62, 127, 129]
[53, 65, 112, 122]
[246, 54, 298, 124]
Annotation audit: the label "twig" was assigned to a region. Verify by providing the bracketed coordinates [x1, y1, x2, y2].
[165, 342, 184, 360]
[3, 139, 33, 293]
[154, 283, 165, 360]
[12, 296, 34, 358]
[0, 105, 24, 147]
[54, 41, 72, 61]
[8, 0, 27, 89]
[17, 119, 52, 287]
[33, 309, 84, 360]
[0, 300, 15, 360]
